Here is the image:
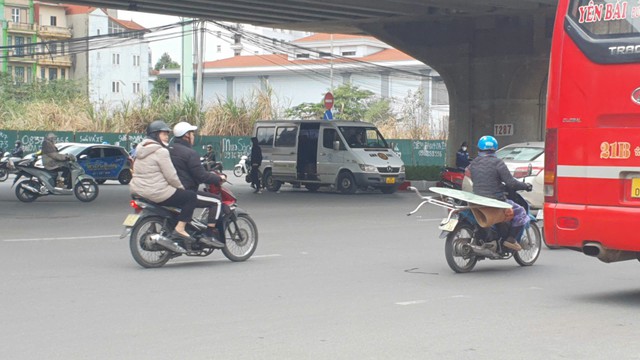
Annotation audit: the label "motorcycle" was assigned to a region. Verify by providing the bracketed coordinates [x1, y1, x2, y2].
[0, 152, 24, 182]
[407, 186, 542, 273]
[11, 154, 99, 203]
[436, 167, 465, 190]
[201, 157, 224, 172]
[233, 155, 249, 177]
[122, 175, 259, 268]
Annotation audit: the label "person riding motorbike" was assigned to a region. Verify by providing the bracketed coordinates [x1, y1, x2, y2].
[42, 133, 75, 188]
[169, 121, 226, 249]
[468, 135, 532, 252]
[202, 145, 217, 171]
[11, 141, 24, 158]
[129, 120, 199, 252]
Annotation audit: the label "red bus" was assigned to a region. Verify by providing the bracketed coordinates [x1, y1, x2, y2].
[545, 0, 640, 263]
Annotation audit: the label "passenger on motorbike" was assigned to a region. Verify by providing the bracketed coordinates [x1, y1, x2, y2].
[11, 141, 24, 158]
[468, 135, 532, 252]
[42, 133, 74, 188]
[129, 120, 199, 245]
[169, 121, 226, 249]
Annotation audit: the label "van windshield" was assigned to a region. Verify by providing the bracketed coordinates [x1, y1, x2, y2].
[339, 126, 388, 149]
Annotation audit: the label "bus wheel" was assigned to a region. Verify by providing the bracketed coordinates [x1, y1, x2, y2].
[336, 172, 356, 194]
[264, 169, 281, 192]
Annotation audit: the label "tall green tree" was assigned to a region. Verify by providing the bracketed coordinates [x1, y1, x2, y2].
[151, 78, 170, 102]
[154, 52, 180, 71]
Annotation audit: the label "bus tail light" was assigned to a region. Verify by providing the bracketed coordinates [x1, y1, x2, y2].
[544, 128, 558, 203]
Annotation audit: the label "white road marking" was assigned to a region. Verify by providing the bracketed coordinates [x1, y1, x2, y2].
[396, 300, 428, 306]
[3, 235, 120, 242]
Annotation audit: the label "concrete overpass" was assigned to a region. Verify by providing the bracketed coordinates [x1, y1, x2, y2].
[65, 0, 559, 160]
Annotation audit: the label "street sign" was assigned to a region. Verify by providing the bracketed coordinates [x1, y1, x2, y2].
[324, 92, 334, 110]
[323, 109, 333, 120]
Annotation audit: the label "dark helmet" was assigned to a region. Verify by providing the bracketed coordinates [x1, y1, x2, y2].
[146, 120, 171, 136]
[15, 140, 22, 146]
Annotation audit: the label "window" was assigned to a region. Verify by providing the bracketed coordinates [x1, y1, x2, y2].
[216, 31, 221, 38]
[86, 148, 102, 159]
[49, 68, 57, 81]
[48, 42, 57, 56]
[97, 29, 100, 36]
[11, 8, 20, 23]
[26, 38, 32, 55]
[112, 53, 120, 65]
[108, 20, 123, 36]
[7, 66, 12, 79]
[256, 127, 275, 147]
[14, 37, 24, 56]
[133, 55, 140, 66]
[61, 69, 66, 79]
[112, 81, 120, 93]
[50, 16, 57, 26]
[341, 51, 356, 56]
[15, 67, 25, 83]
[216, 45, 222, 53]
[275, 126, 297, 147]
[323, 129, 343, 149]
[132, 82, 140, 94]
[296, 53, 310, 59]
[41, 67, 46, 79]
[103, 148, 122, 158]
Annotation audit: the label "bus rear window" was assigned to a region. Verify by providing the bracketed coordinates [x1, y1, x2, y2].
[569, 0, 640, 37]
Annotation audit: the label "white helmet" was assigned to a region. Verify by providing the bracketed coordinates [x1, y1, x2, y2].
[173, 121, 198, 137]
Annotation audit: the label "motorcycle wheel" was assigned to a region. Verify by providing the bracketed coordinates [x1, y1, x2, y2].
[233, 166, 243, 177]
[514, 222, 542, 266]
[74, 179, 99, 202]
[15, 179, 40, 203]
[130, 216, 172, 268]
[222, 214, 258, 262]
[0, 168, 8, 182]
[444, 223, 477, 273]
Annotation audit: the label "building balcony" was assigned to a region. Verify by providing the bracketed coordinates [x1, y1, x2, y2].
[37, 54, 72, 67]
[7, 52, 37, 64]
[38, 25, 72, 39]
[7, 22, 37, 34]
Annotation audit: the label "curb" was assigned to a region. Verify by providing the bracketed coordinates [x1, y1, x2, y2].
[400, 180, 437, 191]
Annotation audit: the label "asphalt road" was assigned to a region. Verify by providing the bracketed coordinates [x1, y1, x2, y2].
[1, 174, 639, 360]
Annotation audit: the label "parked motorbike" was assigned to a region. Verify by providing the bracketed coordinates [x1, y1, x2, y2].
[407, 186, 542, 273]
[0, 152, 23, 182]
[233, 155, 249, 177]
[436, 167, 465, 190]
[11, 155, 99, 203]
[122, 175, 259, 268]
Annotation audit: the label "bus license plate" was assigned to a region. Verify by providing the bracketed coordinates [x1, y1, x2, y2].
[439, 218, 458, 232]
[122, 214, 140, 227]
[632, 178, 640, 198]
[385, 177, 396, 184]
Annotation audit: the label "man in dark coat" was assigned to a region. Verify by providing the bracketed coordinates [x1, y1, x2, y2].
[250, 137, 263, 193]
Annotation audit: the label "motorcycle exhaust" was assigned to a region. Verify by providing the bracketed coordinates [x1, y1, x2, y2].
[462, 243, 499, 258]
[150, 234, 187, 254]
[22, 183, 46, 195]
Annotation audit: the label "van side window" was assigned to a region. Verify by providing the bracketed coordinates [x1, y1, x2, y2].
[275, 126, 297, 147]
[322, 128, 342, 149]
[256, 126, 275, 147]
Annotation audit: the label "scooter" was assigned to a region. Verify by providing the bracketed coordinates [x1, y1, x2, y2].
[233, 155, 249, 177]
[407, 186, 542, 273]
[436, 167, 465, 190]
[0, 152, 24, 182]
[122, 175, 258, 268]
[12, 155, 99, 203]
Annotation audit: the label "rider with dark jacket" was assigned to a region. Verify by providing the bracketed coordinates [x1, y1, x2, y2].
[169, 122, 226, 249]
[469, 135, 531, 252]
[42, 133, 74, 187]
[11, 141, 24, 158]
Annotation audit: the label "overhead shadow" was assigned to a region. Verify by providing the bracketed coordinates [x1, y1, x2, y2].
[572, 289, 640, 308]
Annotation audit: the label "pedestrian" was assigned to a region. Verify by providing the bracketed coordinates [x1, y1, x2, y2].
[250, 137, 263, 194]
[130, 142, 138, 159]
[456, 141, 470, 169]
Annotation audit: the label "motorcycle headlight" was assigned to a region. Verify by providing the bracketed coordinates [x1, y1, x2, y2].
[359, 164, 378, 172]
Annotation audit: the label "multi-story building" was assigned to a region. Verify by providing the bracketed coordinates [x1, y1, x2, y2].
[1, 0, 38, 83]
[66, 5, 150, 107]
[35, 2, 71, 81]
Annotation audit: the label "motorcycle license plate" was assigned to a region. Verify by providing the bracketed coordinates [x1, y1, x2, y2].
[632, 178, 640, 198]
[385, 177, 395, 184]
[122, 214, 140, 227]
[439, 218, 458, 231]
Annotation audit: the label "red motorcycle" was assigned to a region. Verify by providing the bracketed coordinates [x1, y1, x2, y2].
[436, 167, 465, 190]
[122, 176, 258, 268]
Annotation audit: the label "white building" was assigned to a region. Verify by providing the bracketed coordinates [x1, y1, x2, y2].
[65, 5, 150, 108]
[156, 33, 449, 127]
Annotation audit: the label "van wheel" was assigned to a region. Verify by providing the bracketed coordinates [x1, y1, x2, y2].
[337, 172, 356, 194]
[118, 169, 132, 185]
[264, 169, 281, 192]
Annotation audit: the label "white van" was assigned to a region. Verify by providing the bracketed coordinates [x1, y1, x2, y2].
[253, 120, 405, 194]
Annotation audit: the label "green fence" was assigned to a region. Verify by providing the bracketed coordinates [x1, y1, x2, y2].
[0, 130, 445, 169]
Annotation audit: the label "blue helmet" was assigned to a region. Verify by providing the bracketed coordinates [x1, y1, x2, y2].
[477, 135, 498, 151]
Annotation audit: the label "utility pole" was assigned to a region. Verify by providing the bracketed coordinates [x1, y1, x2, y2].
[330, 33, 334, 91]
[195, 20, 205, 110]
[181, 18, 195, 101]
